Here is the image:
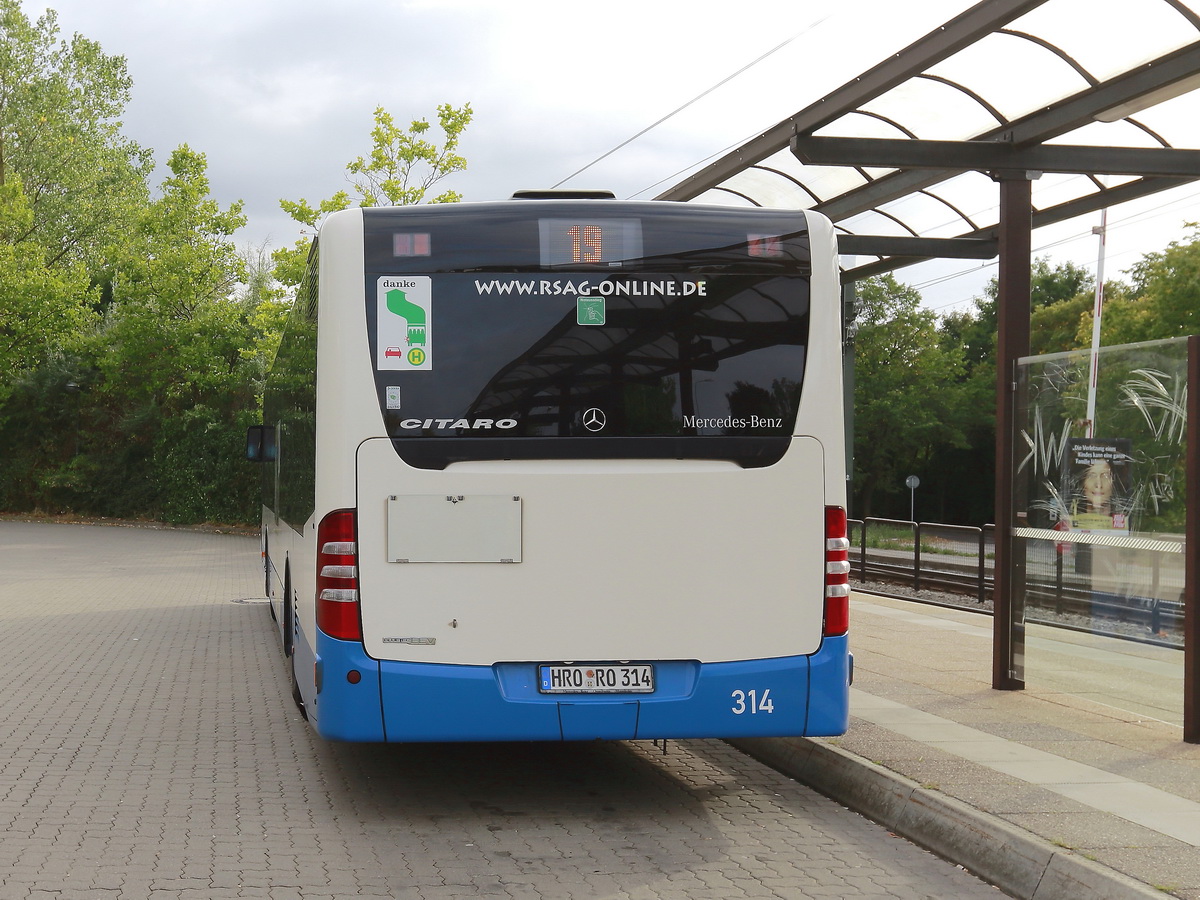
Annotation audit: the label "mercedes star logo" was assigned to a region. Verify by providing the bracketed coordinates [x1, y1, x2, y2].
[582, 408, 606, 432]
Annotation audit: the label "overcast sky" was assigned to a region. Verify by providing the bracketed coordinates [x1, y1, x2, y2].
[21, 0, 1200, 313]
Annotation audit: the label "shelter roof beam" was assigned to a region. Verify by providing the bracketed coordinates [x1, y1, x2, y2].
[839, 175, 1191, 282]
[811, 41, 1200, 224]
[837, 235, 998, 258]
[1010, 41, 1200, 135]
[791, 135, 1200, 177]
[656, 0, 1049, 202]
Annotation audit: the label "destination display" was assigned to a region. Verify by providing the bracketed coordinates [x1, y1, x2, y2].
[538, 218, 643, 267]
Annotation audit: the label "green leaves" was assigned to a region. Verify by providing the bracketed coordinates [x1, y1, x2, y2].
[0, 0, 148, 399]
[852, 275, 967, 516]
[1098, 224, 1200, 344]
[0, 176, 95, 404]
[346, 103, 473, 207]
[0, 0, 150, 269]
[0, 8, 483, 523]
[100, 146, 248, 405]
[275, 103, 473, 286]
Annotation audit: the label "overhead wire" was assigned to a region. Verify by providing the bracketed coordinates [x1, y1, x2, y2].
[551, 17, 831, 190]
[628, 135, 757, 200]
[550, 8, 1200, 313]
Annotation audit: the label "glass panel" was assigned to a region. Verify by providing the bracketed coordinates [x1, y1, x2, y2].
[1011, 0, 1198, 84]
[746, 150, 841, 207]
[1131, 91, 1200, 149]
[695, 189, 756, 208]
[1013, 338, 1187, 725]
[815, 110, 917, 140]
[731, 162, 868, 206]
[362, 204, 814, 470]
[724, 166, 824, 209]
[1051, 119, 1167, 149]
[838, 209, 914, 238]
[862, 77, 1005, 141]
[922, 171, 1003, 231]
[373, 273, 808, 438]
[926, 31, 1091, 123]
[876, 191, 979, 238]
[1030, 172, 1100, 214]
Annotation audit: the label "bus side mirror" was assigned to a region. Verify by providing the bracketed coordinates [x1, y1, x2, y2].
[246, 425, 277, 463]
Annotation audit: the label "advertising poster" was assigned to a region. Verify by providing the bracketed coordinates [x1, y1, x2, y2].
[1065, 438, 1132, 533]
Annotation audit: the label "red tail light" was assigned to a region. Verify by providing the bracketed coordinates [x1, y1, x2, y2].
[824, 506, 850, 636]
[316, 509, 361, 641]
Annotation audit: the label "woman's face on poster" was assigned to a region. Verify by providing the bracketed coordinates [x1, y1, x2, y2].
[1083, 461, 1114, 510]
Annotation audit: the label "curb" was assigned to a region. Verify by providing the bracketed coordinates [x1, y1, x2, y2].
[728, 737, 1166, 900]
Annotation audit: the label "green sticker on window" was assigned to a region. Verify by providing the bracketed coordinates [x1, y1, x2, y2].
[577, 297, 605, 326]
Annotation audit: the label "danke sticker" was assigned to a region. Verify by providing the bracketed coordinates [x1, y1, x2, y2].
[377, 276, 432, 370]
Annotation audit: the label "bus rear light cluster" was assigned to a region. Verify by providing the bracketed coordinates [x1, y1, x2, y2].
[824, 506, 850, 636]
[316, 509, 362, 641]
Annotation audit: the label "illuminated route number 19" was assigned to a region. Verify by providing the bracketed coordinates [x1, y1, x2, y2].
[731, 688, 774, 715]
[567, 224, 603, 263]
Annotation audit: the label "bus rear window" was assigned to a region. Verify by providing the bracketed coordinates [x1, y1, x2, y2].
[362, 203, 811, 468]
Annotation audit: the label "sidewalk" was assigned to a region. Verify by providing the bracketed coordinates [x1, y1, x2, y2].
[733, 591, 1200, 900]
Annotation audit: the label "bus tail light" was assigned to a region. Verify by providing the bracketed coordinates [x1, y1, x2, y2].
[316, 509, 361, 641]
[824, 506, 850, 636]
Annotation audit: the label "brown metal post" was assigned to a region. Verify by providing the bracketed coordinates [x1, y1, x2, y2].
[992, 174, 1033, 691]
[1186, 335, 1199, 742]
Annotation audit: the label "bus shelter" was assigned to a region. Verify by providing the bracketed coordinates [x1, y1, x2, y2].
[657, 0, 1200, 740]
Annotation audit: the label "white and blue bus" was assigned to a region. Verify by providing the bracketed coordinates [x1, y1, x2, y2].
[248, 192, 850, 742]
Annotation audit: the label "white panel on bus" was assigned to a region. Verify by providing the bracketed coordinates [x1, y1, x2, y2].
[386, 494, 522, 563]
[358, 438, 827, 666]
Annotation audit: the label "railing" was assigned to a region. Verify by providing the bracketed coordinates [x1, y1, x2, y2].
[849, 517, 1185, 640]
[849, 518, 992, 603]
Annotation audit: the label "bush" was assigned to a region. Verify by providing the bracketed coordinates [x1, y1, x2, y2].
[154, 406, 261, 525]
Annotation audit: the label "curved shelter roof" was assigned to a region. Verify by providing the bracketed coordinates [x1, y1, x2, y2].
[657, 0, 1200, 282]
[652, 0, 1200, 717]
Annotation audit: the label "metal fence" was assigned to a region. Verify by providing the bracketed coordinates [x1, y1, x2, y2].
[849, 517, 1186, 638]
[849, 518, 992, 603]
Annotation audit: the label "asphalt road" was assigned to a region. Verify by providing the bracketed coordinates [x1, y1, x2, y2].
[0, 521, 1003, 899]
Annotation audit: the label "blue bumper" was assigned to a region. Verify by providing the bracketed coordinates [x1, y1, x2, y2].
[311, 631, 849, 743]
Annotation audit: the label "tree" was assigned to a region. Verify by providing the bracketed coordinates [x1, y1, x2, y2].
[236, 240, 290, 396]
[1079, 225, 1200, 347]
[5, 146, 268, 523]
[100, 148, 246, 405]
[274, 103, 472, 286]
[1029, 257, 1094, 309]
[92, 146, 267, 521]
[0, 1, 151, 400]
[944, 258, 1095, 371]
[347, 104, 472, 207]
[0, 176, 93, 402]
[851, 274, 966, 517]
[0, 1, 151, 267]
[100, 146, 248, 411]
[921, 258, 1105, 523]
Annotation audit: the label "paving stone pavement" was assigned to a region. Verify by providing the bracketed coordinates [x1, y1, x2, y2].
[791, 592, 1200, 900]
[0, 521, 1006, 899]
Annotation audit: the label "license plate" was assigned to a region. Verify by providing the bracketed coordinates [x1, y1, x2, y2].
[538, 664, 655, 694]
